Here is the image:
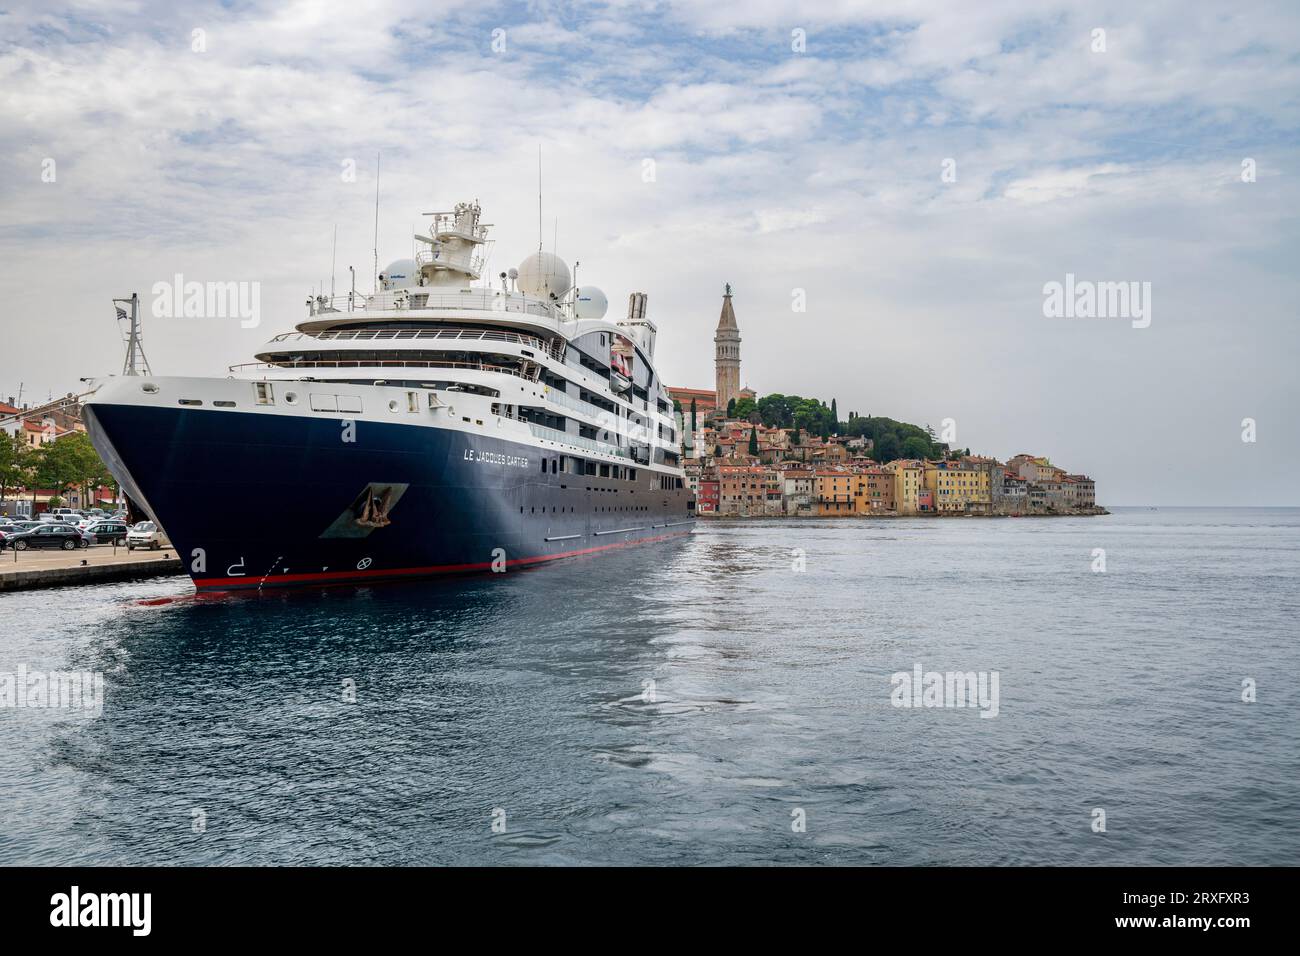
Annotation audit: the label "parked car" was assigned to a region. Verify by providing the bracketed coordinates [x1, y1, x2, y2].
[82, 521, 130, 544]
[126, 522, 168, 550]
[6, 524, 90, 550]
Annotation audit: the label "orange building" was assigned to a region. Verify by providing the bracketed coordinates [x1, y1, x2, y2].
[814, 470, 854, 515]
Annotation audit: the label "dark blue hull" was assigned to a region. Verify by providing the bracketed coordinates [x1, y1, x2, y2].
[84, 404, 694, 590]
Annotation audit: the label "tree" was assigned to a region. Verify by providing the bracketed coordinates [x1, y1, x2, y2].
[732, 397, 756, 421]
[690, 398, 697, 432]
[874, 433, 901, 463]
[726, 398, 736, 418]
[0, 432, 34, 506]
[33, 433, 112, 509]
[830, 398, 838, 433]
[748, 425, 759, 456]
[900, 435, 931, 460]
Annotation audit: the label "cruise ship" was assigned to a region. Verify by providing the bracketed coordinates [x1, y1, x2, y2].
[82, 201, 695, 590]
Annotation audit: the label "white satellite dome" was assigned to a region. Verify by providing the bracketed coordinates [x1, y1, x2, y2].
[379, 258, 420, 290]
[573, 286, 608, 320]
[516, 251, 571, 299]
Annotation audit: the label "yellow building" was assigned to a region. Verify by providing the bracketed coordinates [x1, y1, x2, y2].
[814, 471, 854, 516]
[923, 460, 991, 513]
[886, 460, 924, 515]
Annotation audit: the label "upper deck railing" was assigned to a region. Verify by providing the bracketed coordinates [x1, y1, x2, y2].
[309, 289, 558, 319]
[228, 357, 541, 381]
[265, 327, 563, 361]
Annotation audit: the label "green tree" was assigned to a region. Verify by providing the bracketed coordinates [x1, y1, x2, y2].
[726, 398, 736, 418]
[900, 435, 931, 460]
[732, 397, 757, 420]
[874, 433, 901, 462]
[690, 398, 697, 432]
[830, 398, 838, 433]
[748, 425, 759, 456]
[33, 433, 112, 509]
[0, 432, 34, 505]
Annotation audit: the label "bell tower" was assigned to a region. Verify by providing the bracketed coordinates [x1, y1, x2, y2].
[714, 283, 741, 415]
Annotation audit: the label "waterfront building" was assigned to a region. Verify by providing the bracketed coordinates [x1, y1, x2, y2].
[853, 468, 895, 513]
[718, 465, 766, 516]
[780, 466, 814, 515]
[1001, 473, 1028, 512]
[923, 459, 991, 513]
[814, 470, 854, 516]
[886, 459, 925, 515]
[762, 469, 785, 514]
[1067, 475, 1096, 508]
[697, 477, 720, 514]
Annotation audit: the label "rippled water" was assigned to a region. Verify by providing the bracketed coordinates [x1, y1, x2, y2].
[1, 508, 1297, 865]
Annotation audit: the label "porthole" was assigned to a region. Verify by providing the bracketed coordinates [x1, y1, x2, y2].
[284, 391, 299, 405]
[141, 383, 159, 394]
[389, 400, 400, 412]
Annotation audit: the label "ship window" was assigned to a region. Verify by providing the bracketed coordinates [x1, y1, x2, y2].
[389, 400, 400, 412]
[178, 398, 202, 406]
[213, 400, 236, 408]
[407, 392, 419, 413]
[551, 459, 557, 474]
[255, 382, 274, 405]
[541, 458, 547, 473]
[284, 391, 298, 405]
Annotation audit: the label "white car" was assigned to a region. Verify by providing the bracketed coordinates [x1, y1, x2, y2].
[126, 521, 169, 551]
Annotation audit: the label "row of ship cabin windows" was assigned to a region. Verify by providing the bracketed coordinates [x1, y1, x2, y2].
[536, 454, 685, 489]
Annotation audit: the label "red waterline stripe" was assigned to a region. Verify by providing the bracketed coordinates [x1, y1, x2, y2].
[191, 529, 692, 590]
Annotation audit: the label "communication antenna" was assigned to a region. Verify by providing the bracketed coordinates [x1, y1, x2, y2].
[112, 293, 151, 377]
[330, 224, 337, 298]
[537, 145, 543, 255]
[373, 151, 381, 294]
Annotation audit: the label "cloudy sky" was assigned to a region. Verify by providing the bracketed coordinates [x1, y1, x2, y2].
[2, 0, 1297, 504]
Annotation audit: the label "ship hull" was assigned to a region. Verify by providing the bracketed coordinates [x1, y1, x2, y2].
[84, 401, 694, 591]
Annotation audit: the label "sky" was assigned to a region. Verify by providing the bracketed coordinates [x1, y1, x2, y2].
[1, 0, 1297, 505]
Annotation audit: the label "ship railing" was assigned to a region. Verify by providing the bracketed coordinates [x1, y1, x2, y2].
[538, 386, 622, 422]
[268, 327, 562, 359]
[310, 290, 557, 318]
[414, 248, 485, 275]
[227, 358, 542, 381]
[527, 423, 630, 459]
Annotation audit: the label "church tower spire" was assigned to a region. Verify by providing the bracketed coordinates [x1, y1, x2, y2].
[714, 283, 742, 415]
